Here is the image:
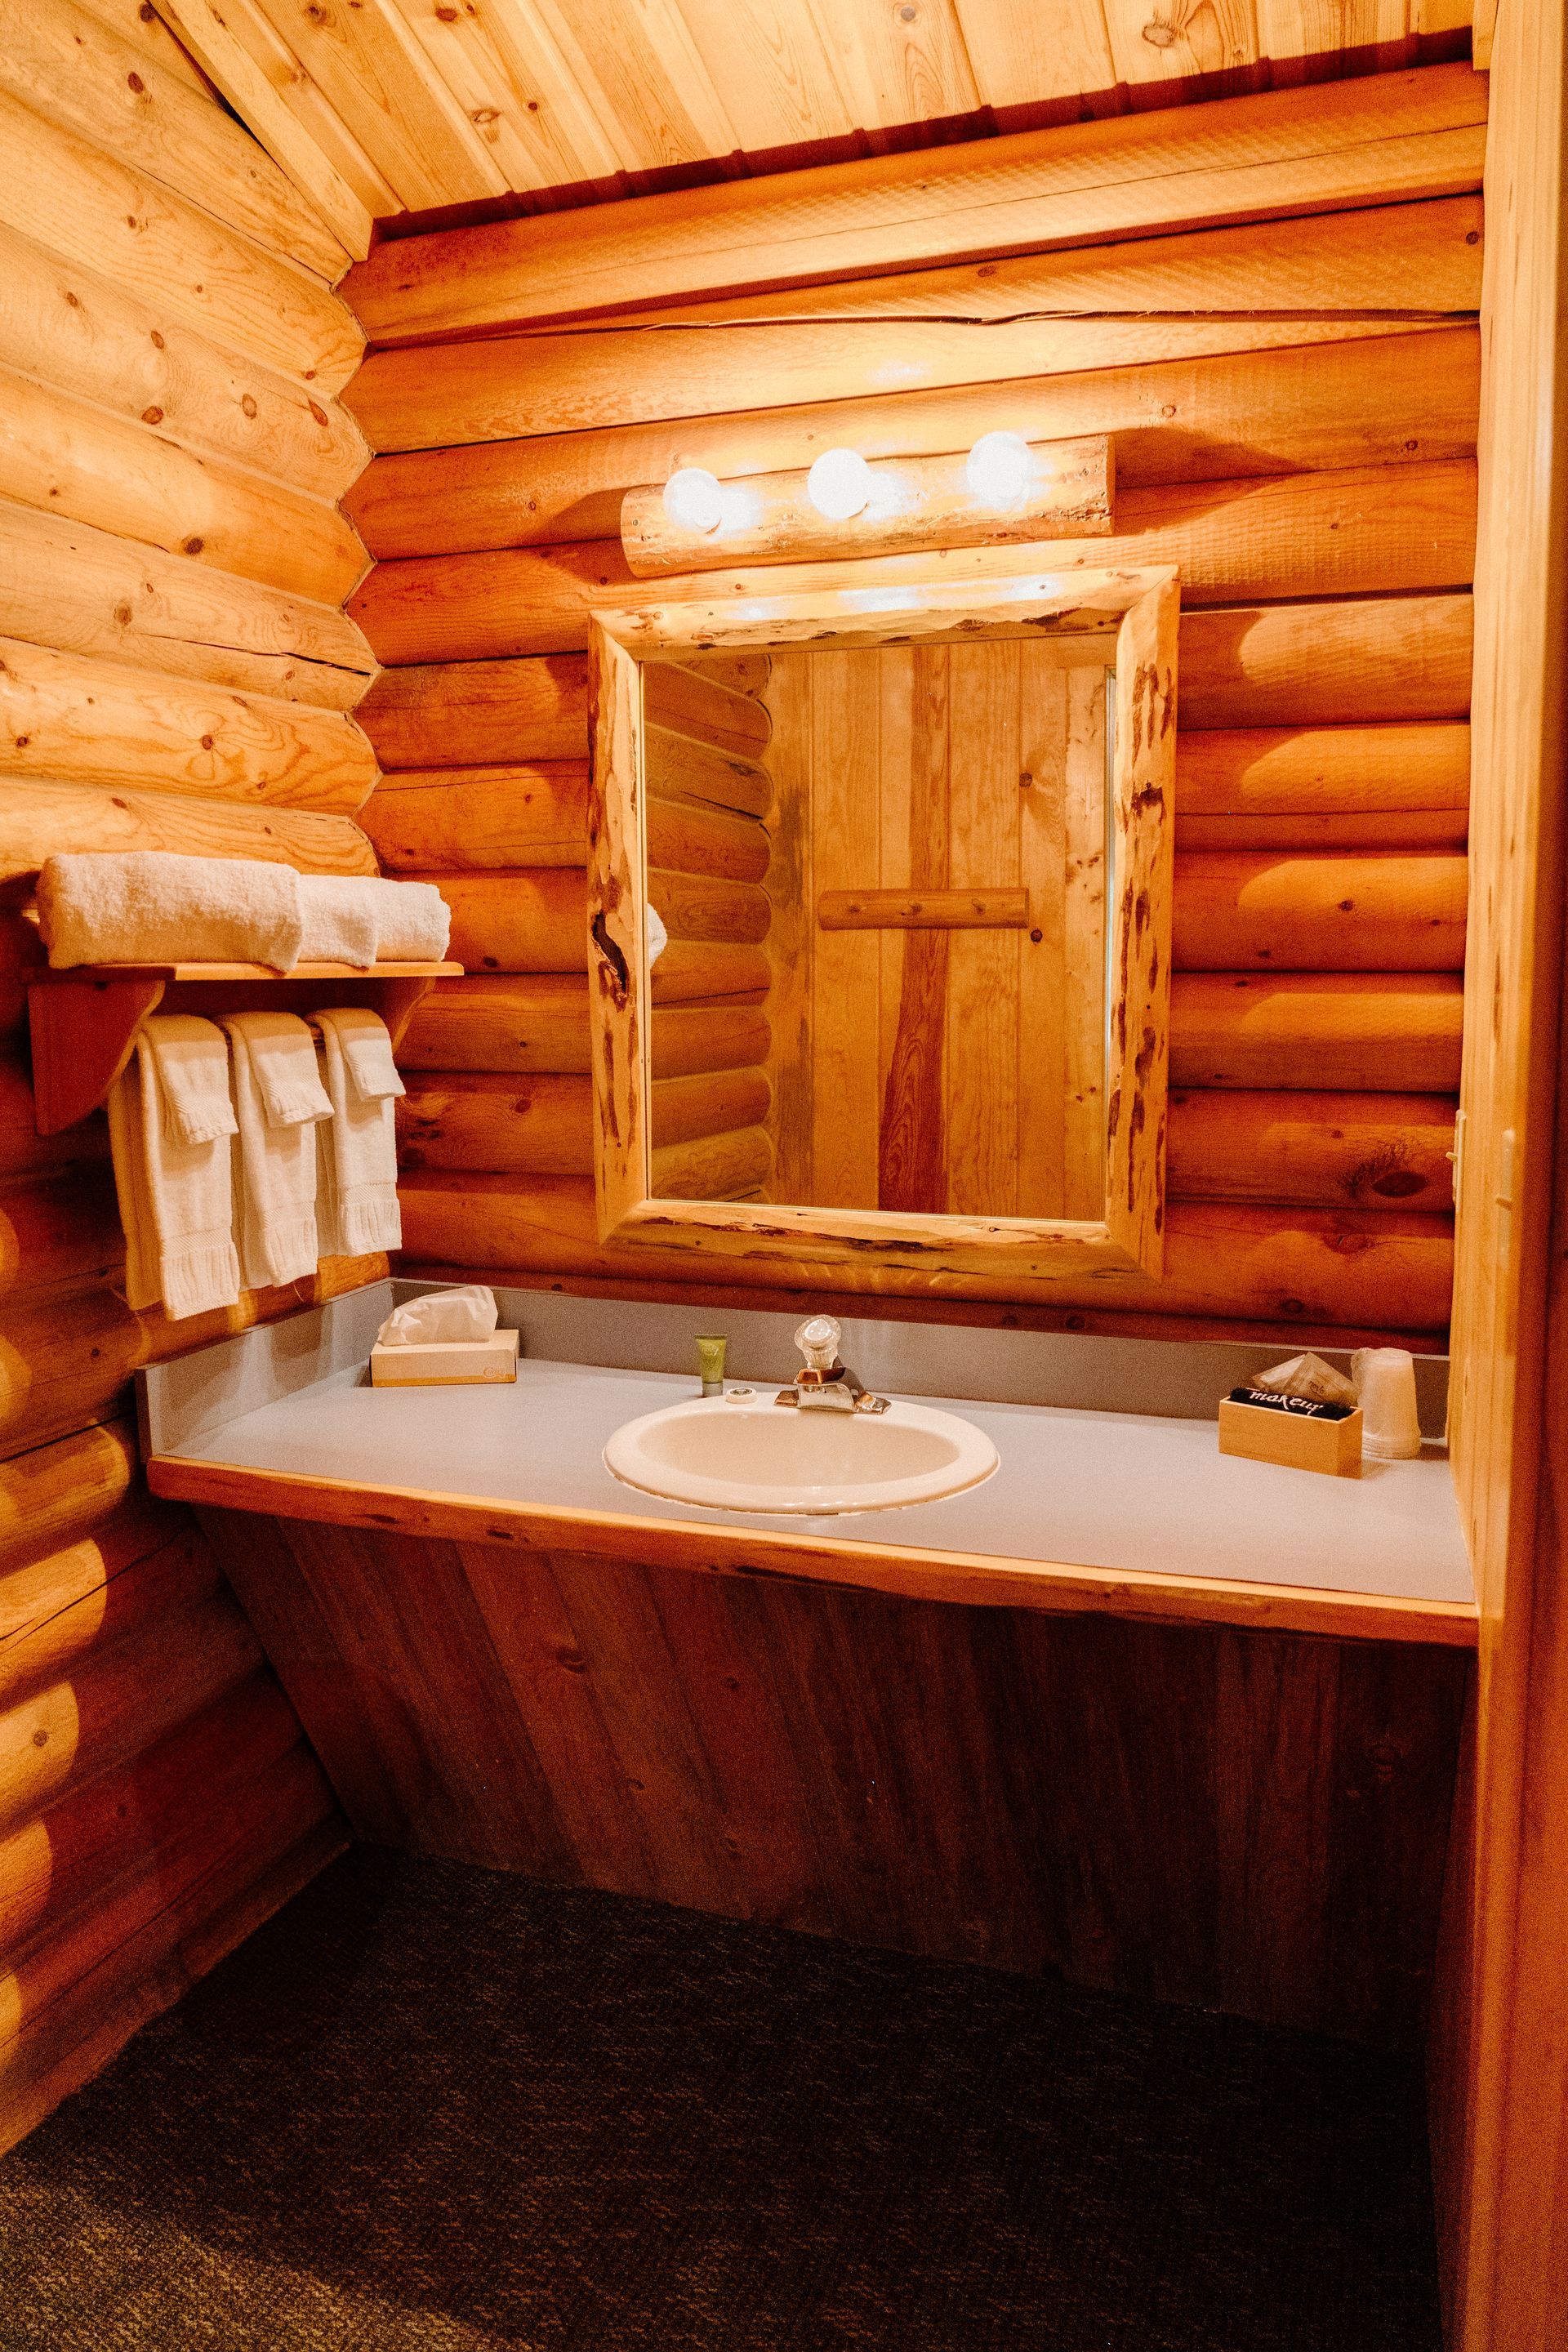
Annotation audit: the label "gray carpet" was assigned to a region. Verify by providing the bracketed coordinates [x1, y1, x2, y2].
[0, 1851, 1442, 2350]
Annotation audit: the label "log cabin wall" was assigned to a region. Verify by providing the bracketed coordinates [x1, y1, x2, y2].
[343, 64, 1485, 1349]
[0, 0, 393, 2148]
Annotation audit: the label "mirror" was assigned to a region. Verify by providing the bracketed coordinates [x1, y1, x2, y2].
[588, 562, 1178, 1285]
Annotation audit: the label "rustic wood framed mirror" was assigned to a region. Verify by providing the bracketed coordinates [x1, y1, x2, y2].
[586, 562, 1178, 1284]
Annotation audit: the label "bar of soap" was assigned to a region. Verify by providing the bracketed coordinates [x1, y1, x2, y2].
[1218, 1388, 1363, 1477]
[370, 1330, 519, 1387]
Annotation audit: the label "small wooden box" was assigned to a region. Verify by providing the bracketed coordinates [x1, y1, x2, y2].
[1218, 1390, 1363, 1477]
[370, 1330, 519, 1387]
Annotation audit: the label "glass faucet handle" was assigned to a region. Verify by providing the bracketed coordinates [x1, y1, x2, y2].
[794, 1315, 842, 1372]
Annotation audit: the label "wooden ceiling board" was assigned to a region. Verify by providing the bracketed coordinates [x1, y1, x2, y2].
[1102, 0, 1263, 90]
[154, 0, 1474, 232]
[799, 0, 982, 133]
[459, 0, 630, 184]
[951, 0, 1120, 113]
[154, 0, 390, 257]
[1258, 2, 1412, 71]
[522, 0, 742, 172]
[383, 0, 602, 191]
[74, 0, 220, 96]
[248, 0, 511, 208]
[665, 0, 859, 152]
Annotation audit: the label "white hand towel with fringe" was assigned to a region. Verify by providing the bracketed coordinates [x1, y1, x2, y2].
[314, 1007, 403, 1256]
[222, 1011, 331, 1290]
[106, 1014, 241, 1318]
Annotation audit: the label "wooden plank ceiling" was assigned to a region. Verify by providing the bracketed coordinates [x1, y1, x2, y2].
[153, 0, 1477, 261]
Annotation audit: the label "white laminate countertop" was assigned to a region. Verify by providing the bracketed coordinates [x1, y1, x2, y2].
[158, 1356, 1476, 1608]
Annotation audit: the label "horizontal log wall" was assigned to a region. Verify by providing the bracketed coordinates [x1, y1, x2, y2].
[0, 5, 364, 2153]
[347, 70, 1479, 1345]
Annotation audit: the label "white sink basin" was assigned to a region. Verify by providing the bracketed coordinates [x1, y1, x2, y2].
[603, 1392, 999, 1517]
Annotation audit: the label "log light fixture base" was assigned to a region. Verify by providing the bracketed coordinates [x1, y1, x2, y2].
[623, 433, 1115, 577]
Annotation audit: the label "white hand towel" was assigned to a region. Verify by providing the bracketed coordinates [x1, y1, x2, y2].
[143, 1012, 240, 1148]
[237, 1009, 333, 1129]
[222, 1012, 327, 1289]
[331, 1005, 405, 1103]
[297, 875, 379, 968]
[38, 852, 303, 972]
[362, 878, 452, 963]
[314, 1009, 403, 1255]
[313, 1045, 343, 1258]
[106, 1016, 241, 1319]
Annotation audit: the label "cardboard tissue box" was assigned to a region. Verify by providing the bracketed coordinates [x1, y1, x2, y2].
[370, 1285, 519, 1387]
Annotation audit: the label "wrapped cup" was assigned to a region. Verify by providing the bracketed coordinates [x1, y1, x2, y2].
[1352, 1347, 1422, 1460]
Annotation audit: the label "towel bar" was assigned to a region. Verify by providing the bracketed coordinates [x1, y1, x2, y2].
[23, 961, 462, 1134]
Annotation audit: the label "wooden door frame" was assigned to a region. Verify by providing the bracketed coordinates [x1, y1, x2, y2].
[1434, 3, 1568, 2344]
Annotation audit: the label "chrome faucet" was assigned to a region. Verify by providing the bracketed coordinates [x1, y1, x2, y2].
[775, 1316, 889, 1414]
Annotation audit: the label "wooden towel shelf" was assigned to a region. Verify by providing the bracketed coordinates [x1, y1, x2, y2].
[25, 961, 462, 1135]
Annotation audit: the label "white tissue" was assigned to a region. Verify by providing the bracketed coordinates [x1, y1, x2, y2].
[647, 906, 667, 966]
[376, 1285, 500, 1348]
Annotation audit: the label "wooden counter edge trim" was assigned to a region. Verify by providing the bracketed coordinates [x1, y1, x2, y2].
[152, 1456, 1479, 1649]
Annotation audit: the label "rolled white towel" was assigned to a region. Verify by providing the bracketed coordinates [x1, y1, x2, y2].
[297, 875, 379, 968]
[363, 878, 451, 963]
[37, 852, 303, 972]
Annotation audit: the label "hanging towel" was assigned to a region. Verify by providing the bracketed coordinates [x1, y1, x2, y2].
[222, 1012, 329, 1290]
[313, 1045, 343, 1259]
[145, 1011, 243, 1148]
[38, 852, 303, 972]
[106, 1015, 241, 1318]
[362, 878, 451, 963]
[314, 1008, 403, 1255]
[236, 1008, 334, 1129]
[297, 875, 379, 968]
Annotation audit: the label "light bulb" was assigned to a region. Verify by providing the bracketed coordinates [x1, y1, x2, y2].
[965, 430, 1033, 506]
[662, 466, 724, 534]
[807, 447, 873, 521]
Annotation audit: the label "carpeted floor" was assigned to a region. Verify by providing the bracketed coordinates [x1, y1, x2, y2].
[0, 1851, 1442, 2351]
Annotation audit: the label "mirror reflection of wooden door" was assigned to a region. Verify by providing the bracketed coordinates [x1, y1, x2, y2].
[761, 638, 1110, 1220]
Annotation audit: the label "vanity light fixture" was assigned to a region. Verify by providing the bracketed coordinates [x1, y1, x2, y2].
[806, 447, 873, 520]
[661, 466, 724, 534]
[966, 430, 1034, 506]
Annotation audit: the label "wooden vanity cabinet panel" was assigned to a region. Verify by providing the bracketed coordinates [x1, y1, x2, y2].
[198, 1504, 1472, 2052]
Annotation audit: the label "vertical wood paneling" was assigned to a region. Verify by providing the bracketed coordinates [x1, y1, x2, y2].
[1064, 662, 1111, 1217]
[1017, 657, 1070, 1215]
[808, 650, 882, 1207]
[760, 639, 1110, 1223]
[198, 1510, 1472, 2050]
[946, 640, 1020, 1216]
[880, 647, 950, 1214]
[760, 654, 811, 1205]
